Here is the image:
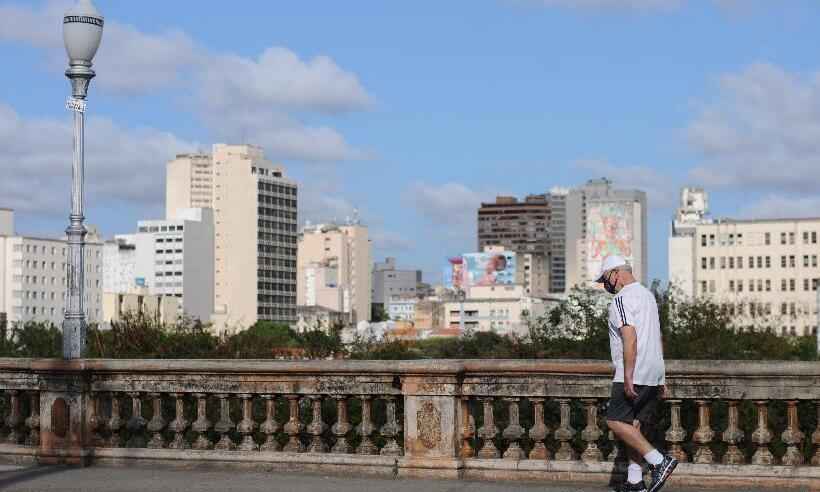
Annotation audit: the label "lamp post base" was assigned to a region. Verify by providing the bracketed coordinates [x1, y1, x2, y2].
[62, 318, 87, 359]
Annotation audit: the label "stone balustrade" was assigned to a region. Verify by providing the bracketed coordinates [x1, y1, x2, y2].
[0, 358, 819, 490]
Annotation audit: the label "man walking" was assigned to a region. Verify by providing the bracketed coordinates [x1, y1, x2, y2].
[596, 255, 677, 492]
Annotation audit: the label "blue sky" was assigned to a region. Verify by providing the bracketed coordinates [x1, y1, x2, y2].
[2, 0, 820, 285]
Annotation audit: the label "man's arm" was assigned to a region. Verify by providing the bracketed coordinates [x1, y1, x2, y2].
[620, 324, 638, 399]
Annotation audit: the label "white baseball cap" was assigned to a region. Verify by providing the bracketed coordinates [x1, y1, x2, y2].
[595, 255, 627, 283]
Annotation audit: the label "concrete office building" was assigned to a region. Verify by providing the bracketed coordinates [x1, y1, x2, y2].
[442, 285, 549, 337]
[297, 221, 371, 324]
[669, 187, 820, 337]
[372, 257, 422, 313]
[565, 178, 647, 288]
[477, 191, 569, 294]
[166, 144, 298, 332]
[0, 209, 103, 327]
[102, 208, 214, 323]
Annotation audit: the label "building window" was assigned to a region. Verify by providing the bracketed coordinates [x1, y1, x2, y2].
[781, 256, 787, 268]
[789, 232, 795, 245]
[701, 281, 707, 294]
[781, 303, 788, 315]
[790, 279, 796, 292]
[756, 256, 762, 268]
[804, 231, 809, 244]
[781, 279, 787, 291]
[729, 257, 734, 269]
[804, 279, 810, 291]
[720, 257, 726, 269]
[813, 231, 818, 244]
[736, 256, 743, 269]
[765, 279, 771, 292]
[765, 232, 771, 245]
[790, 255, 796, 268]
[701, 235, 707, 247]
[738, 281, 743, 293]
[757, 279, 762, 291]
[709, 234, 715, 246]
[709, 257, 715, 270]
[749, 280, 755, 292]
[749, 256, 755, 269]
[781, 232, 787, 245]
[765, 256, 771, 268]
[729, 280, 735, 292]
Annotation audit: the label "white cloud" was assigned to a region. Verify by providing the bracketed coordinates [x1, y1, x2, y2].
[371, 231, 415, 253]
[740, 195, 820, 221]
[688, 63, 820, 193]
[403, 182, 493, 228]
[0, 0, 373, 163]
[0, 102, 195, 215]
[574, 159, 677, 209]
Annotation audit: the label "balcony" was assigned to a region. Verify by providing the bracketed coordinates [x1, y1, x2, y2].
[0, 358, 818, 490]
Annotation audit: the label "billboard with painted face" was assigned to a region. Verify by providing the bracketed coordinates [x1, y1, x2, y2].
[462, 251, 516, 287]
[586, 202, 634, 280]
[443, 257, 465, 290]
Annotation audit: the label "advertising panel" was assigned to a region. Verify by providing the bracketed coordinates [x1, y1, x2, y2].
[462, 251, 517, 287]
[586, 202, 634, 280]
[443, 257, 465, 290]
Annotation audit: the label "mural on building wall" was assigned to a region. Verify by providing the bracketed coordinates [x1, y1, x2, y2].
[443, 256, 465, 290]
[463, 251, 517, 287]
[586, 203, 633, 279]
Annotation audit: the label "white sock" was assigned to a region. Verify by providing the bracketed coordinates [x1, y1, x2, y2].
[644, 449, 664, 465]
[627, 463, 643, 484]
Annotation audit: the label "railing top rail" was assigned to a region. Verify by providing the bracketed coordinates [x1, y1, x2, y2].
[0, 358, 817, 378]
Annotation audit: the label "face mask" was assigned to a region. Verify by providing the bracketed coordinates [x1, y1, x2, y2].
[603, 272, 618, 295]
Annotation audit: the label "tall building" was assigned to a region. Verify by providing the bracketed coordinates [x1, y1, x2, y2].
[669, 187, 820, 337]
[372, 257, 422, 311]
[297, 222, 371, 324]
[166, 144, 298, 331]
[0, 209, 104, 327]
[165, 153, 213, 218]
[477, 193, 566, 294]
[565, 178, 648, 288]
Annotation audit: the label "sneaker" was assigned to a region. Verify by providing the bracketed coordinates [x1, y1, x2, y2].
[647, 455, 678, 492]
[612, 482, 648, 492]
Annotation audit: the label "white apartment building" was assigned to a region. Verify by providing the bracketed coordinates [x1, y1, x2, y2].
[167, 145, 299, 332]
[297, 222, 371, 324]
[387, 294, 417, 322]
[566, 178, 647, 288]
[0, 209, 103, 327]
[669, 187, 820, 337]
[443, 285, 548, 337]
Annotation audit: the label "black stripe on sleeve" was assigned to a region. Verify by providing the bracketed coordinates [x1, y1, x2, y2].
[616, 297, 627, 326]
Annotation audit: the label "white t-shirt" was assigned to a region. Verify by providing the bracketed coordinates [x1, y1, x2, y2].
[607, 282, 666, 386]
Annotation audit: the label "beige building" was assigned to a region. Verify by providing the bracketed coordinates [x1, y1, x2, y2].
[443, 285, 548, 337]
[297, 222, 371, 324]
[669, 187, 820, 337]
[166, 153, 213, 219]
[166, 144, 298, 332]
[102, 291, 181, 326]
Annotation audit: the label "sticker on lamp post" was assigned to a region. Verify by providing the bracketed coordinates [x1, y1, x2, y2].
[65, 97, 86, 113]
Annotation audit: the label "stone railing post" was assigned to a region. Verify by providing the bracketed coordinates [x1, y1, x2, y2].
[581, 399, 603, 462]
[721, 400, 744, 465]
[781, 400, 805, 466]
[213, 394, 236, 451]
[458, 397, 475, 458]
[237, 394, 258, 452]
[5, 390, 22, 444]
[126, 392, 147, 448]
[25, 391, 40, 447]
[502, 398, 524, 460]
[812, 400, 820, 466]
[86, 392, 103, 447]
[357, 396, 378, 455]
[665, 400, 688, 462]
[330, 396, 351, 454]
[37, 363, 93, 465]
[191, 393, 212, 450]
[260, 395, 281, 452]
[307, 396, 327, 453]
[751, 401, 775, 465]
[528, 398, 550, 461]
[380, 396, 403, 456]
[107, 393, 123, 448]
[692, 400, 715, 464]
[554, 399, 577, 461]
[400, 367, 462, 478]
[167, 393, 189, 450]
[477, 397, 499, 459]
[283, 395, 304, 453]
[146, 393, 166, 449]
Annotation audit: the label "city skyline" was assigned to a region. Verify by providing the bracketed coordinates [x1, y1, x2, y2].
[2, 1, 820, 284]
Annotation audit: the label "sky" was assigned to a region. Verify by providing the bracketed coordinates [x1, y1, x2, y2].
[2, 0, 820, 285]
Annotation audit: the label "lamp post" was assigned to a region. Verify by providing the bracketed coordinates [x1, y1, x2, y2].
[62, 0, 103, 359]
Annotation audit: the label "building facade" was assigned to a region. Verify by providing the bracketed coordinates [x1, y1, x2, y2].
[297, 222, 371, 324]
[565, 178, 647, 288]
[0, 209, 104, 327]
[442, 285, 548, 337]
[166, 144, 299, 332]
[669, 187, 820, 337]
[372, 257, 422, 314]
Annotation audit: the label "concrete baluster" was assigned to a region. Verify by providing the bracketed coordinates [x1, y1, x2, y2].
[126, 392, 147, 448]
[581, 399, 603, 462]
[146, 393, 166, 449]
[237, 394, 258, 451]
[721, 400, 745, 464]
[357, 396, 378, 455]
[811, 400, 820, 466]
[664, 400, 688, 462]
[331, 396, 351, 454]
[477, 397, 500, 459]
[502, 398, 525, 460]
[4, 390, 22, 444]
[283, 395, 305, 453]
[107, 392, 123, 448]
[692, 400, 715, 464]
[167, 393, 190, 450]
[459, 396, 475, 458]
[380, 395, 402, 456]
[214, 394, 236, 451]
[25, 391, 40, 447]
[86, 392, 103, 447]
[528, 398, 550, 460]
[781, 400, 805, 466]
[554, 399, 577, 461]
[307, 396, 327, 453]
[751, 400, 776, 465]
[260, 395, 281, 452]
[191, 393, 212, 450]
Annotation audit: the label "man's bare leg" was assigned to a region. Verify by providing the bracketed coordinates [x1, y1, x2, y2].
[608, 420, 654, 456]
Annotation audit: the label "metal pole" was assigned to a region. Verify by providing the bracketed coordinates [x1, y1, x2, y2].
[62, 67, 93, 359]
[459, 289, 465, 333]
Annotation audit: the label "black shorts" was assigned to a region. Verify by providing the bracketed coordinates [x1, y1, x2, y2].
[606, 383, 660, 424]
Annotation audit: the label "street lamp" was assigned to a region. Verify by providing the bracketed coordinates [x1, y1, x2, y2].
[62, 0, 103, 359]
